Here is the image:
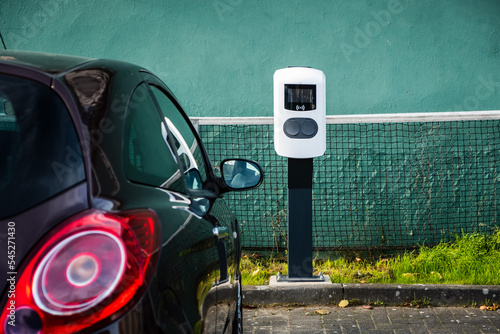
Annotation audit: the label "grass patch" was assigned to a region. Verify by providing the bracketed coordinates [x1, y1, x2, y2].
[241, 230, 500, 286]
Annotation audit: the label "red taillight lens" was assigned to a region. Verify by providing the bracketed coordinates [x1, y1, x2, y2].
[1, 210, 160, 334]
[33, 230, 126, 315]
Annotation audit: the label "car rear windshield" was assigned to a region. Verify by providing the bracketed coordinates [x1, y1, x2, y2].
[0, 74, 85, 219]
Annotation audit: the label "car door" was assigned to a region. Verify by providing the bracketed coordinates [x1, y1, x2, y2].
[142, 73, 240, 332]
[124, 73, 239, 332]
[121, 80, 222, 332]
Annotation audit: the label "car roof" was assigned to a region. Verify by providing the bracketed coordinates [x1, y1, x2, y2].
[0, 50, 97, 75]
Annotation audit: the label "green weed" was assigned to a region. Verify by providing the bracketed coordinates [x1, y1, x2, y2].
[241, 230, 500, 286]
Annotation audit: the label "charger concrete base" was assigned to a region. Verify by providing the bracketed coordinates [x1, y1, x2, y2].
[270, 274, 332, 286]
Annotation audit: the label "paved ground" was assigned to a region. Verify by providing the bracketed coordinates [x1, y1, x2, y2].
[244, 305, 500, 334]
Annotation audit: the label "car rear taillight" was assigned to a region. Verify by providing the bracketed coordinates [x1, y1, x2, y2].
[1, 209, 160, 334]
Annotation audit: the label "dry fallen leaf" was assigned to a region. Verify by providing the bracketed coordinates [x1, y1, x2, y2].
[403, 273, 420, 278]
[430, 271, 443, 279]
[339, 300, 349, 308]
[315, 309, 331, 315]
[252, 269, 260, 276]
[482, 304, 499, 311]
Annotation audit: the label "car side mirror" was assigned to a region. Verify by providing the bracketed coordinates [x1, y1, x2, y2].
[220, 159, 263, 191]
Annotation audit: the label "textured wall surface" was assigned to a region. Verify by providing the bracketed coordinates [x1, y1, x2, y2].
[1, 1, 499, 250]
[1, 0, 499, 117]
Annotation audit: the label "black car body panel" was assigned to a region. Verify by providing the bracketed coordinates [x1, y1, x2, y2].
[0, 51, 261, 333]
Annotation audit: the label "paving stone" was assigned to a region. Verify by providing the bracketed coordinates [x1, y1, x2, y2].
[322, 322, 342, 332]
[338, 324, 361, 334]
[393, 330, 413, 334]
[484, 310, 500, 329]
[386, 307, 408, 325]
[253, 328, 272, 334]
[407, 323, 430, 334]
[245, 306, 500, 333]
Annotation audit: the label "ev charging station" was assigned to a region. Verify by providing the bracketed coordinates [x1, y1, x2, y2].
[273, 67, 326, 281]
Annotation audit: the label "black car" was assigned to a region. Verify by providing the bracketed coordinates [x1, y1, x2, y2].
[0, 51, 263, 333]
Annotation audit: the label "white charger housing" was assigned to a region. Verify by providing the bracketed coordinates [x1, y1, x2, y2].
[273, 67, 326, 158]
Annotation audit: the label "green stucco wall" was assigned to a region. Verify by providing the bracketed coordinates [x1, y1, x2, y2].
[1, 0, 499, 117]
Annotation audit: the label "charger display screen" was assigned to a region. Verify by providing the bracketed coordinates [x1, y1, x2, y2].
[284, 84, 316, 111]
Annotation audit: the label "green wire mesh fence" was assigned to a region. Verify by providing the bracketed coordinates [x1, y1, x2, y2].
[194, 113, 500, 252]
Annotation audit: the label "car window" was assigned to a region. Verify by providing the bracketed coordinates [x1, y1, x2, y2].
[0, 74, 85, 219]
[123, 83, 185, 192]
[150, 86, 208, 191]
